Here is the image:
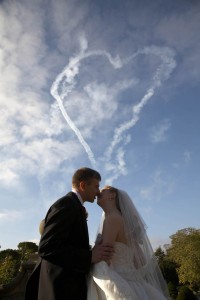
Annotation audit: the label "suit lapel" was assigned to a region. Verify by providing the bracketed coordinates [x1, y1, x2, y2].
[79, 204, 90, 246]
[68, 192, 90, 247]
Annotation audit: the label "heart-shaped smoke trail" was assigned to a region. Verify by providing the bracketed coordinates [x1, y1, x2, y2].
[50, 36, 121, 167]
[104, 46, 176, 183]
[50, 36, 176, 183]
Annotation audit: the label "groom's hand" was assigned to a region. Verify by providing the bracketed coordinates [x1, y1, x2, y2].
[91, 243, 114, 265]
[95, 233, 102, 245]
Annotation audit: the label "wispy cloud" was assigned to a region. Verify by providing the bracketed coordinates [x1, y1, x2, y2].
[172, 150, 192, 169]
[150, 236, 171, 251]
[155, 2, 200, 84]
[140, 169, 174, 202]
[0, 0, 199, 252]
[0, 1, 84, 186]
[0, 0, 178, 189]
[0, 210, 24, 222]
[0, 159, 21, 186]
[183, 150, 191, 164]
[149, 119, 171, 144]
[50, 33, 124, 167]
[50, 33, 176, 184]
[0, 140, 81, 185]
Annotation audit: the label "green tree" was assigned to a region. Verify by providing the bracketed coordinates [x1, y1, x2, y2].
[0, 249, 20, 261]
[0, 242, 38, 285]
[0, 250, 20, 285]
[154, 247, 179, 285]
[168, 281, 178, 299]
[176, 286, 197, 300]
[154, 247, 165, 264]
[17, 241, 38, 261]
[168, 228, 200, 291]
[154, 246, 179, 298]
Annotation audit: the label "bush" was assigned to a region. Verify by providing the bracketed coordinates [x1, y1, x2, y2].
[168, 281, 178, 299]
[176, 286, 196, 300]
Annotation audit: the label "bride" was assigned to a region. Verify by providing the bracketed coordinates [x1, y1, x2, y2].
[87, 186, 170, 300]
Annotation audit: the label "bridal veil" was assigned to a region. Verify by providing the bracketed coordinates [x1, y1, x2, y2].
[96, 189, 170, 299]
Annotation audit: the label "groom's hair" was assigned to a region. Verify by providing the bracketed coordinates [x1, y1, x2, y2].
[72, 167, 101, 189]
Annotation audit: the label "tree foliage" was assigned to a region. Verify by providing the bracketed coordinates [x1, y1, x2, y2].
[154, 247, 165, 264]
[0, 249, 20, 261]
[0, 253, 20, 285]
[0, 242, 38, 285]
[17, 242, 38, 261]
[154, 246, 179, 298]
[154, 246, 179, 285]
[167, 281, 178, 299]
[168, 228, 200, 291]
[176, 286, 197, 300]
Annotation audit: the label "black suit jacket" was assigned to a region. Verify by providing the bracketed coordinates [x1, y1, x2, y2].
[25, 192, 92, 300]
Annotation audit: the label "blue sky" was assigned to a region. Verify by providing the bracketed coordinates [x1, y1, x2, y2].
[0, 0, 199, 251]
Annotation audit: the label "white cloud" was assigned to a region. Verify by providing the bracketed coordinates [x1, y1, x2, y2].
[49, 0, 89, 53]
[64, 78, 137, 137]
[172, 150, 192, 169]
[0, 0, 198, 254]
[0, 1, 87, 187]
[156, 6, 200, 52]
[0, 139, 81, 185]
[20, 139, 81, 171]
[149, 119, 171, 144]
[0, 159, 21, 186]
[0, 1, 47, 87]
[28, 238, 39, 246]
[149, 236, 171, 251]
[0, 0, 178, 190]
[0, 209, 24, 222]
[140, 170, 174, 202]
[183, 150, 191, 164]
[0, 113, 17, 146]
[155, 4, 200, 84]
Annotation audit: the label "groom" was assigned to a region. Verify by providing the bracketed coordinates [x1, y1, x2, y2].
[25, 167, 114, 300]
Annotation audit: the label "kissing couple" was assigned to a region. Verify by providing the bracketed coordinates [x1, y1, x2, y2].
[25, 167, 170, 300]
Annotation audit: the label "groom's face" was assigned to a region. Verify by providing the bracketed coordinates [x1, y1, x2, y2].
[83, 178, 100, 203]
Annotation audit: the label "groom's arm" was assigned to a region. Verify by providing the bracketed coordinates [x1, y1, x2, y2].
[91, 243, 114, 265]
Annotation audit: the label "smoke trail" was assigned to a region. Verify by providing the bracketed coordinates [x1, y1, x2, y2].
[104, 46, 176, 183]
[50, 36, 176, 182]
[50, 36, 122, 167]
[50, 64, 96, 166]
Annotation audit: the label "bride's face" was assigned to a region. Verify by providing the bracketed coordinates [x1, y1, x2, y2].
[97, 189, 113, 207]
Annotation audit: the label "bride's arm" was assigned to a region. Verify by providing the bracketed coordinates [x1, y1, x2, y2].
[101, 215, 121, 246]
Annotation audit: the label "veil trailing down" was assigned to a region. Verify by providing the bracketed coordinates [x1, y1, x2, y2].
[87, 189, 170, 300]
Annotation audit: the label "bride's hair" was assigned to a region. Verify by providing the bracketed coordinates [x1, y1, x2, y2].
[102, 186, 121, 213]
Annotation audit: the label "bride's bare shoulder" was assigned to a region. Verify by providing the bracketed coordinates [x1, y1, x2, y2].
[105, 212, 123, 223]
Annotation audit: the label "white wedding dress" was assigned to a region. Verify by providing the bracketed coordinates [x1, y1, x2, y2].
[87, 242, 168, 300]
